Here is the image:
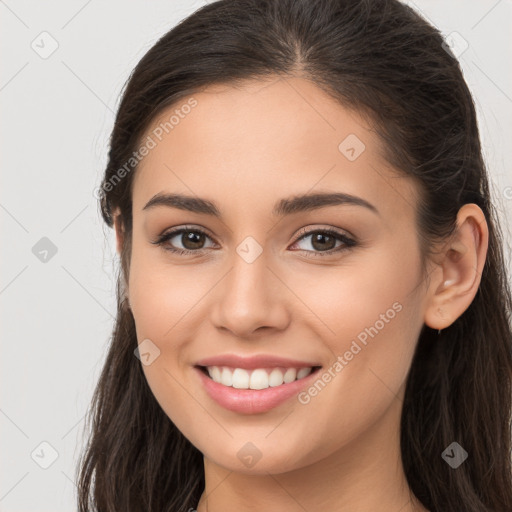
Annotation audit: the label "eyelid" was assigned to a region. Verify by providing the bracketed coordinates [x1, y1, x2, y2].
[289, 226, 357, 255]
[152, 224, 357, 256]
[156, 224, 353, 241]
[293, 225, 355, 241]
[152, 224, 218, 248]
[156, 224, 217, 242]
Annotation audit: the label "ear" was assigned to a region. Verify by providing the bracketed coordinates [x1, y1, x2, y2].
[113, 207, 125, 256]
[424, 203, 489, 331]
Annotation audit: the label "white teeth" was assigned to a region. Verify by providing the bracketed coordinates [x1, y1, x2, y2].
[204, 365, 316, 389]
[208, 366, 222, 382]
[249, 369, 268, 390]
[232, 368, 250, 389]
[220, 367, 233, 386]
[283, 368, 297, 383]
[268, 368, 284, 387]
[297, 367, 312, 379]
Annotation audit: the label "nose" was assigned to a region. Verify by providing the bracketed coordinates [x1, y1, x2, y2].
[210, 249, 290, 338]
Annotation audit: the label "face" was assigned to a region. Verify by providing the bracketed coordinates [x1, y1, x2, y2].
[122, 76, 430, 474]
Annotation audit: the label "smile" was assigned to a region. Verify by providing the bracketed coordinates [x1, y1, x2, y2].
[199, 365, 321, 390]
[194, 365, 323, 414]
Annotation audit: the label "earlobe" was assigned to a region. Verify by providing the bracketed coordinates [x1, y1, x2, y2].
[423, 203, 489, 331]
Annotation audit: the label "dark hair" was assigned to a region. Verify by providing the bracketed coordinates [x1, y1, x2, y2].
[77, 0, 512, 510]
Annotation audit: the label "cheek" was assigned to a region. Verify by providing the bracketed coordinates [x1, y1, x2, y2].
[330, 231, 421, 338]
[289, 275, 421, 461]
[127, 245, 218, 425]
[299, 241, 423, 395]
[128, 239, 212, 338]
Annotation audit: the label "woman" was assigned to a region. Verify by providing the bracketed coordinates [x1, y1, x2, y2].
[77, 0, 512, 510]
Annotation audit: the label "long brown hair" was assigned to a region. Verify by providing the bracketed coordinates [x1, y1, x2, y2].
[77, 1, 512, 510]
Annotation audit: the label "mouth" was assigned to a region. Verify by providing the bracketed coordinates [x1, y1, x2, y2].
[195, 364, 323, 390]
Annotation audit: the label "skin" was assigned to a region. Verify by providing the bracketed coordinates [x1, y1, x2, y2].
[113, 76, 488, 512]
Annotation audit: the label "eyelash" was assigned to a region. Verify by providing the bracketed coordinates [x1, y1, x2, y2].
[151, 225, 357, 258]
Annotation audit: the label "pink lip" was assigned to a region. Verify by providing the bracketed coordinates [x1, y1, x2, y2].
[194, 353, 321, 370]
[193, 366, 322, 414]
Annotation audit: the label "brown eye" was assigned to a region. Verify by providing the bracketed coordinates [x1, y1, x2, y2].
[290, 228, 357, 258]
[180, 230, 207, 250]
[309, 232, 337, 251]
[152, 226, 216, 254]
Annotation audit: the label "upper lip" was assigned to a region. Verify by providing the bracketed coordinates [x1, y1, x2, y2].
[195, 354, 322, 370]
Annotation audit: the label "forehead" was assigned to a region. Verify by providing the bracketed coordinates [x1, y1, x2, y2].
[132, 77, 419, 221]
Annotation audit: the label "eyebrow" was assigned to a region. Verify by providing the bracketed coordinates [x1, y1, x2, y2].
[142, 191, 380, 217]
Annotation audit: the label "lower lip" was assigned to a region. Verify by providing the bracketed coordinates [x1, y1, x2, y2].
[194, 366, 321, 414]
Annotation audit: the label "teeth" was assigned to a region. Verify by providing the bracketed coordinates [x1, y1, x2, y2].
[220, 367, 233, 386]
[205, 366, 314, 390]
[249, 368, 268, 390]
[232, 368, 250, 389]
[297, 367, 313, 379]
[283, 368, 296, 383]
[269, 368, 284, 387]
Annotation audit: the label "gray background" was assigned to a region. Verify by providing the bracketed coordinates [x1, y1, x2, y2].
[1, 1, 511, 510]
